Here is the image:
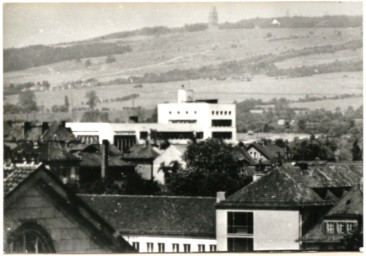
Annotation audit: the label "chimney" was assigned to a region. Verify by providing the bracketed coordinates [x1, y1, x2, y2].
[60, 121, 66, 128]
[24, 122, 31, 136]
[216, 191, 226, 203]
[101, 140, 109, 179]
[42, 122, 49, 134]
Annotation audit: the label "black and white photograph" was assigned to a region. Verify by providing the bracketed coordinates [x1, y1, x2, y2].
[2, 1, 363, 253]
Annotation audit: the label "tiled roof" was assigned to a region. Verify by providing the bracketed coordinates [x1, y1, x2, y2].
[247, 143, 286, 160]
[123, 143, 160, 160]
[79, 194, 216, 238]
[24, 126, 43, 141]
[231, 147, 256, 165]
[285, 163, 362, 189]
[217, 167, 331, 209]
[299, 184, 363, 243]
[13, 141, 80, 162]
[80, 152, 133, 167]
[4, 163, 43, 196]
[69, 143, 122, 156]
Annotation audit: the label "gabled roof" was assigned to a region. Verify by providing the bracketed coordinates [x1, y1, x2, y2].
[40, 122, 77, 142]
[231, 146, 256, 165]
[79, 152, 133, 168]
[172, 144, 188, 154]
[24, 126, 43, 141]
[123, 143, 160, 160]
[247, 143, 286, 160]
[299, 184, 363, 243]
[4, 164, 134, 252]
[217, 167, 332, 209]
[79, 194, 216, 238]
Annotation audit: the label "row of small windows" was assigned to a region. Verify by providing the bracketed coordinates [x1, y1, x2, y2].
[132, 242, 216, 252]
[326, 221, 357, 234]
[169, 111, 197, 115]
[212, 110, 232, 116]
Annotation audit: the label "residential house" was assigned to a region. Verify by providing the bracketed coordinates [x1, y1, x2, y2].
[11, 141, 81, 185]
[79, 194, 217, 253]
[215, 168, 334, 252]
[122, 143, 161, 181]
[4, 163, 134, 253]
[300, 184, 363, 251]
[246, 142, 287, 164]
[152, 144, 188, 184]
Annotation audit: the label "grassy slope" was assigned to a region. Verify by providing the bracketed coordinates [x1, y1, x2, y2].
[4, 27, 363, 111]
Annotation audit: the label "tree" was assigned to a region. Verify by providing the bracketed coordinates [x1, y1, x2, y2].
[106, 55, 116, 63]
[85, 59, 92, 67]
[85, 90, 98, 110]
[165, 139, 248, 196]
[18, 91, 37, 113]
[81, 110, 109, 122]
[352, 140, 362, 161]
[64, 96, 70, 112]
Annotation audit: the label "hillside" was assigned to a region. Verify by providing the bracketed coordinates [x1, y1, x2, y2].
[3, 16, 363, 112]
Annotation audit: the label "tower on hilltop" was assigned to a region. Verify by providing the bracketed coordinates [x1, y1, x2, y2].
[208, 7, 218, 30]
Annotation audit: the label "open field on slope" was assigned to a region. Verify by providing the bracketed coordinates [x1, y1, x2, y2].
[4, 71, 362, 111]
[4, 27, 362, 85]
[274, 48, 362, 69]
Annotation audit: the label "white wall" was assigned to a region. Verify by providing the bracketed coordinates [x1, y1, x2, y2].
[153, 145, 186, 184]
[247, 147, 268, 161]
[216, 209, 301, 251]
[122, 235, 216, 253]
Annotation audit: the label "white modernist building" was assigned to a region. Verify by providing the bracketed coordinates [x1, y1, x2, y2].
[66, 88, 236, 152]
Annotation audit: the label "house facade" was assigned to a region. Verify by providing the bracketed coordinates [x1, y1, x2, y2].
[4, 163, 134, 253]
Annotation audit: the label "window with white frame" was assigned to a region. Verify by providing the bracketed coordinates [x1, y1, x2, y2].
[210, 245, 217, 252]
[346, 222, 356, 233]
[132, 242, 139, 252]
[147, 242, 154, 252]
[326, 222, 335, 234]
[158, 243, 165, 252]
[183, 244, 191, 252]
[198, 244, 205, 252]
[172, 243, 179, 252]
[337, 223, 344, 234]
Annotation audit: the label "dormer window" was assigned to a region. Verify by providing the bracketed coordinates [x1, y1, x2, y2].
[337, 223, 344, 234]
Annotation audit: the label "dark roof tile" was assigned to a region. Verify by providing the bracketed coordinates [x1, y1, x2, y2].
[79, 194, 216, 238]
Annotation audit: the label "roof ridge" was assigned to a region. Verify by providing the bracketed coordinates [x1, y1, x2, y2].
[77, 194, 216, 199]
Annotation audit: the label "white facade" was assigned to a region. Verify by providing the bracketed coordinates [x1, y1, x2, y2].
[123, 235, 216, 253]
[66, 88, 237, 145]
[216, 209, 301, 251]
[247, 147, 268, 161]
[152, 144, 187, 184]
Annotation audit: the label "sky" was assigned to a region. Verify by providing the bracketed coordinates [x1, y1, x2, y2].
[3, 1, 363, 49]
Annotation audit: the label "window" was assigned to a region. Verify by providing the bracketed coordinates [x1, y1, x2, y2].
[172, 243, 179, 252]
[337, 223, 344, 234]
[212, 111, 215, 115]
[326, 222, 335, 234]
[220, 111, 223, 115]
[216, 111, 219, 115]
[158, 243, 165, 252]
[183, 244, 191, 252]
[225, 111, 227, 115]
[6, 222, 55, 253]
[196, 132, 204, 139]
[212, 132, 232, 140]
[186, 111, 188, 114]
[177, 111, 180, 114]
[228, 238, 253, 252]
[132, 242, 140, 252]
[229, 111, 232, 115]
[140, 131, 148, 140]
[194, 111, 197, 114]
[210, 245, 217, 252]
[228, 212, 253, 234]
[211, 119, 232, 127]
[198, 244, 205, 252]
[169, 111, 172, 114]
[346, 222, 356, 233]
[147, 242, 154, 252]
